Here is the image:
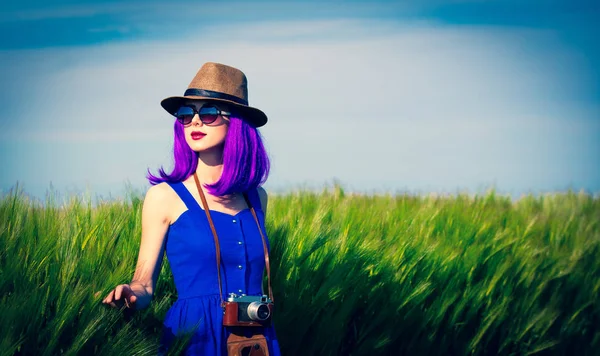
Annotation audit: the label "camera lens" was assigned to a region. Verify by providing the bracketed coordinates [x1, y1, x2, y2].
[247, 302, 271, 321]
[257, 304, 270, 320]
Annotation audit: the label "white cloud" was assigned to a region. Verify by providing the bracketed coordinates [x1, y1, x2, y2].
[1, 18, 598, 199]
[0, 129, 166, 142]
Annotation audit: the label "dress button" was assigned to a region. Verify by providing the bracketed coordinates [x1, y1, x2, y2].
[232, 219, 236, 223]
[238, 241, 243, 245]
[238, 265, 243, 269]
[238, 289, 243, 293]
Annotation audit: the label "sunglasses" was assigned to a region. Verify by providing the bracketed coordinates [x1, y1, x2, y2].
[174, 104, 231, 125]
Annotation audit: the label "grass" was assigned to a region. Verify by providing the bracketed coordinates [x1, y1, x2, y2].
[1, 183, 599, 355]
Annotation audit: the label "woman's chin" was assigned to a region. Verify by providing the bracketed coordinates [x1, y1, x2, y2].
[189, 143, 222, 153]
[186, 139, 207, 150]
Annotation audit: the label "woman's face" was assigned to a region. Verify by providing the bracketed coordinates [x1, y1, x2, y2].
[180, 100, 230, 153]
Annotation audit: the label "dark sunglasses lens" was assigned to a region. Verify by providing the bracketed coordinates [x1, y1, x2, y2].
[175, 107, 194, 124]
[199, 106, 219, 123]
[200, 114, 218, 124]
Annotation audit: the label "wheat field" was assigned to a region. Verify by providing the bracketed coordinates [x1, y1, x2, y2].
[1, 183, 599, 355]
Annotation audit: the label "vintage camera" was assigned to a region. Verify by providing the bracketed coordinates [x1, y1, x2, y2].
[223, 293, 274, 327]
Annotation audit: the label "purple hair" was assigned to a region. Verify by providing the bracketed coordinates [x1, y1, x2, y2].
[146, 116, 270, 196]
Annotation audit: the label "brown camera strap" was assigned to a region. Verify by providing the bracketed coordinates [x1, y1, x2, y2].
[193, 172, 274, 308]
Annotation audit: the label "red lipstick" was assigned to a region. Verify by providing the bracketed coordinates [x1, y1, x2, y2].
[191, 131, 206, 140]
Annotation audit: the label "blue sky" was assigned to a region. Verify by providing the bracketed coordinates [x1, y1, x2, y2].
[0, 0, 598, 202]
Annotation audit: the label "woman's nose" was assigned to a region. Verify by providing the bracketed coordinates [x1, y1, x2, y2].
[191, 114, 203, 126]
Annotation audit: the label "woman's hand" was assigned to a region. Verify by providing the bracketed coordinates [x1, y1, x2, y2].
[102, 284, 138, 310]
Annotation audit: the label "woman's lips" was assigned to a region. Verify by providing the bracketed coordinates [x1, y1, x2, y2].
[191, 132, 206, 140]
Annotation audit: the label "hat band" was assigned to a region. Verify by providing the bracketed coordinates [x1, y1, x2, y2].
[184, 88, 248, 106]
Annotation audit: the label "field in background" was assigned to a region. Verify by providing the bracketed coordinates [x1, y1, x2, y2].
[1, 184, 599, 355]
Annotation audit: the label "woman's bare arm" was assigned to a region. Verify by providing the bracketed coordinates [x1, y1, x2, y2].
[103, 183, 172, 310]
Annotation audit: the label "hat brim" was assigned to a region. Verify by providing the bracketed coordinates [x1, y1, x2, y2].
[161, 95, 268, 127]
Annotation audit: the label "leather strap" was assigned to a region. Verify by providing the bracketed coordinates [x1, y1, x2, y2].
[194, 173, 225, 307]
[193, 172, 274, 307]
[243, 194, 274, 303]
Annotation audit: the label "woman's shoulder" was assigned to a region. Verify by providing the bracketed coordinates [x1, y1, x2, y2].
[146, 181, 174, 195]
[144, 182, 180, 207]
[144, 182, 186, 224]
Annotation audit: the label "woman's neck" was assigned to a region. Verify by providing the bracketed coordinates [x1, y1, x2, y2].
[194, 149, 224, 185]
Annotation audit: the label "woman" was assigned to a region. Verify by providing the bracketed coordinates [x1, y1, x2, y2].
[102, 62, 281, 355]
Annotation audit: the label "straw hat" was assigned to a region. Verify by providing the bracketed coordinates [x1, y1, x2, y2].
[160, 62, 268, 127]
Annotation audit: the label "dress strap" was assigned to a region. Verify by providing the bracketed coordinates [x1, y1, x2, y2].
[246, 186, 263, 212]
[245, 186, 269, 250]
[166, 181, 203, 215]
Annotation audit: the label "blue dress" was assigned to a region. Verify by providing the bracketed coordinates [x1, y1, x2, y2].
[159, 181, 281, 355]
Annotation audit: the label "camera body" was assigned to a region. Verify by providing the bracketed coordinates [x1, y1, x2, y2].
[223, 293, 274, 327]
